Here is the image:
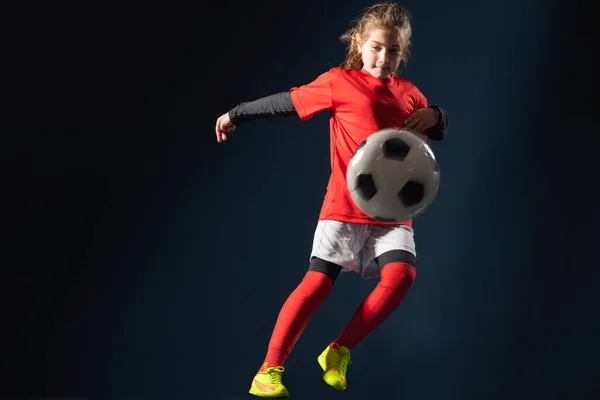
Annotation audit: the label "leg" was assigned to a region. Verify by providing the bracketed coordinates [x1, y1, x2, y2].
[248, 258, 342, 398]
[317, 225, 417, 391]
[261, 258, 342, 369]
[250, 220, 367, 398]
[335, 250, 416, 350]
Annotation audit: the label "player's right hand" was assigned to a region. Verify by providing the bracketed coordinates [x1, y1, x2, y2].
[215, 112, 236, 143]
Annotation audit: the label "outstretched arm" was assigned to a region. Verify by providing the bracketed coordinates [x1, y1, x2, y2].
[215, 92, 298, 143]
[215, 69, 335, 142]
[229, 92, 297, 124]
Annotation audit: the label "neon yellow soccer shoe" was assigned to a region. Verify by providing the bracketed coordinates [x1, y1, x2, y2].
[317, 342, 352, 391]
[249, 363, 289, 398]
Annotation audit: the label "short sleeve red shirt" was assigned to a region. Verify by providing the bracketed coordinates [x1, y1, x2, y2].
[290, 67, 430, 226]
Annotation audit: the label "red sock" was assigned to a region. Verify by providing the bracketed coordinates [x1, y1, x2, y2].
[259, 271, 333, 371]
[336, 262, 416, 350]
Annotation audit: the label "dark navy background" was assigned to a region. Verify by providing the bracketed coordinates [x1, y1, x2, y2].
[3, 0, 599, 399]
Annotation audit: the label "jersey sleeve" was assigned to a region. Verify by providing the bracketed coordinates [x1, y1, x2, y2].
[289, 69, 337, 121]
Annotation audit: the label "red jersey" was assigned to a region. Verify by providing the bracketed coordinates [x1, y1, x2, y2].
[290, 67, 430, 227]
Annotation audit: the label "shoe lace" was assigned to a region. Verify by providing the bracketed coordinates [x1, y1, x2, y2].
[263, 366, 285, 384]
[332, 349, 351, 376]
[338, 353, 351, 376]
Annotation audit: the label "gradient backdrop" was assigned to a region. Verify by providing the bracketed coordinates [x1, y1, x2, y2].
[3, 0, 599, 399]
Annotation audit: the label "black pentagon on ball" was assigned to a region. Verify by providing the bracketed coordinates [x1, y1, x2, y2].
[397, 180, 424, 207]
[356, 173, 377, 200]
[382, 138, 411, 161]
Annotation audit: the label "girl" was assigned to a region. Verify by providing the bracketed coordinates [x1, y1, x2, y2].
[215, 3, 448, 398]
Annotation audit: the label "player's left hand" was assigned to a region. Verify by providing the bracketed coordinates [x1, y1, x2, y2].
[404, 108, 438, 134]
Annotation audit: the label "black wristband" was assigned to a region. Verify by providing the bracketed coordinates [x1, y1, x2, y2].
[428, 105, 442, 126]
[424, 104, 448, 141]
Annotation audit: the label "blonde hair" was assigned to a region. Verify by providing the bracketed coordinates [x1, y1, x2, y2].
[340, 3, 412, 71]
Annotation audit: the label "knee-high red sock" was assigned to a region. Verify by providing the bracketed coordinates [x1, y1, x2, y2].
[260, 271, 333, 371]
[336, 262, 416, 350]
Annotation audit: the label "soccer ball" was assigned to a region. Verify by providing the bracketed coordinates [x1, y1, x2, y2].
[346, 128, 440, 222]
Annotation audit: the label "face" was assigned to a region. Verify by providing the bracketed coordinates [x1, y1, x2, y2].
[357, 28, 403, 79]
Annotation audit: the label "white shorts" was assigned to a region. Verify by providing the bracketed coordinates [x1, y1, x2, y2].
[309, 219, 417, 279]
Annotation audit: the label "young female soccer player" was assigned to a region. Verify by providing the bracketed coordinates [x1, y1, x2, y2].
[215, 3, 448, 398]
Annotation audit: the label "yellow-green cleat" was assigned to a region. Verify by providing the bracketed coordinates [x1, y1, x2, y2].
[249, 363, 289, 398]
[317, 342, 352, 391]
